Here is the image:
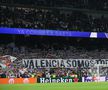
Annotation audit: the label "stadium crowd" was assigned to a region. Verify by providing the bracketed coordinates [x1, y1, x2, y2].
[1, 0, 108, 10]
[1, 0, 108, 79]
[1, 5, 108, 32]
[0, 37, 108, 59]
[0, 37, 108, 78]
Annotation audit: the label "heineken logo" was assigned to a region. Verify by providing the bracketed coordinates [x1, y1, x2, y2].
[39, 78, 75, 83]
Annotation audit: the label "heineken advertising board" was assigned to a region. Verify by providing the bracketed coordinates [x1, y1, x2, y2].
[37, 77, 80, 83]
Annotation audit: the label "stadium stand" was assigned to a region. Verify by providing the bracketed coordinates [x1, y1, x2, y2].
[1, 0, 108, 10]
[0, 0, 108, 80]
[1, 5, 108, 32]
[0, 36, 108, 78]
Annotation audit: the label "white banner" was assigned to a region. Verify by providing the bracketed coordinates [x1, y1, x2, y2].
[22, 59, 108, 68]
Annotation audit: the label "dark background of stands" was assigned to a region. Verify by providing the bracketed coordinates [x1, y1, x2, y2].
[1, 0, 108, 79]
[1, 0, 108, 11]
[1, 0, 108, 32]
